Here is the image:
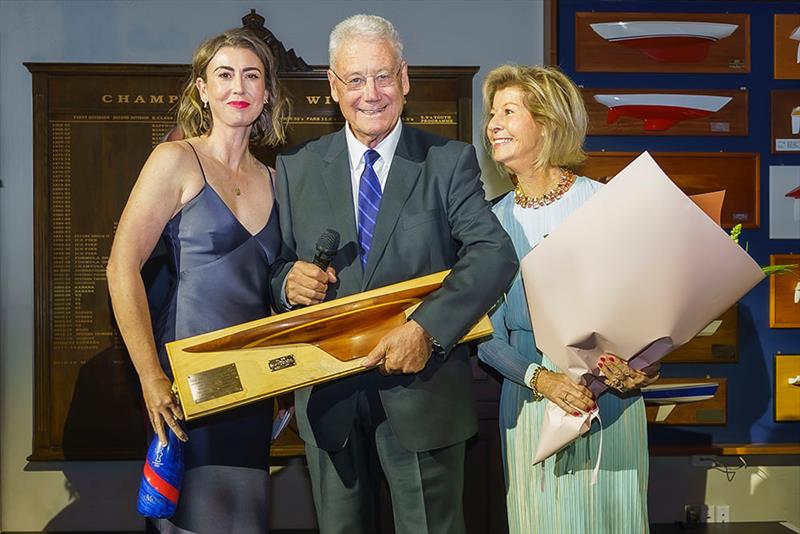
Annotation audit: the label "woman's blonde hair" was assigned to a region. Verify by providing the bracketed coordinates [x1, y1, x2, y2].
[176, 28, 290, 146]
[482, 64, 587, 176]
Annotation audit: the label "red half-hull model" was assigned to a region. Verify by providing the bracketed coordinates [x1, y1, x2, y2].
[590, 21, 738, 62]
[594, 93, 732, 131]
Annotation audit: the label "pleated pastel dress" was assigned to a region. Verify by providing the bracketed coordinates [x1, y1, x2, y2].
[148, 143, 280, 533]
[478, 177, 649, 534]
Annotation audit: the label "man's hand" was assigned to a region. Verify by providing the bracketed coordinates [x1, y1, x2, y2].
[285, 261, 337, 307]
[361, 320, 433, 374]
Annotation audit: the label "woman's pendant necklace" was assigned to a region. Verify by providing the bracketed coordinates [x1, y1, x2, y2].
[234, 185, 241, 196]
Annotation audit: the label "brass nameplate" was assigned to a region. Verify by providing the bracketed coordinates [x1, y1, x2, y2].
[268, 355, 296, 372]
[187, 363, 243, 404]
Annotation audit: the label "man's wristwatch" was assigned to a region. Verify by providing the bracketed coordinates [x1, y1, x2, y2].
[428, 334, 445, 357]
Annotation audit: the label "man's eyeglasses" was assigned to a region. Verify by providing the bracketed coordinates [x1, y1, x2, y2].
[330, 63, 405, 91]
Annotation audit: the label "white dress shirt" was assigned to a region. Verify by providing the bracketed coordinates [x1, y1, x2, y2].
[344, 119, 403, 226]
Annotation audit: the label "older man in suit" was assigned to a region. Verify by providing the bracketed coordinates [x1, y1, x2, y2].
[270, 14, 517, 534]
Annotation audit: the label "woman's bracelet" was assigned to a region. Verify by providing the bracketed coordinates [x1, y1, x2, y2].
[529, 367, 545, 401]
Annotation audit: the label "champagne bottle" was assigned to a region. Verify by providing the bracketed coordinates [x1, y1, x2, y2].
[137, 429, 184, 518]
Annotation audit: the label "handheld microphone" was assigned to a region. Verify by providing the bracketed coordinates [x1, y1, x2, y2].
[312, 229, 340, 271]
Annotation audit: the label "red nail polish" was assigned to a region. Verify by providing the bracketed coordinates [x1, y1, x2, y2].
[574, 412, 581, 417]
[600, 356, 606, 362]
[609, 356, 616, 362]
[598, 362, 604, 368]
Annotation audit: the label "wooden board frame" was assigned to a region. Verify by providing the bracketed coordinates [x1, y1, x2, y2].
[645, 377, 727, 425]
[775, 354, 800, 422]
[578, 152, 760, 228]
[582, 87, 748, 136]
[769, 254, 800, 328]
[575, 12, 750, 73]
[27, 63, 479, 461]
[771, 90, 800, 154]
[774, 14, 800, 80]
[769, 165, 800, 240]
[663, 305, 738, 363]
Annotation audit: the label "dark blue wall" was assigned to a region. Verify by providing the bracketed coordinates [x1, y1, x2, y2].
[559, 0, 800, 444]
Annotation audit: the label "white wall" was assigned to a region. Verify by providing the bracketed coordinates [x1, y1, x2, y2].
[0, 1, 538, 530]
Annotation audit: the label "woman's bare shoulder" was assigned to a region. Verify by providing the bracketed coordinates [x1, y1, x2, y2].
[147, 139, 195, 167]
[135, 139, 205, 205]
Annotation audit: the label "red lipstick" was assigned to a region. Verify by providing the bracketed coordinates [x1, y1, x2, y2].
[228, 101, 250, 109]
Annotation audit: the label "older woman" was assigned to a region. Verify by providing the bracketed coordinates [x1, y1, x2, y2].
[107, 28, 288, 533]
[478, 65, 659, 534]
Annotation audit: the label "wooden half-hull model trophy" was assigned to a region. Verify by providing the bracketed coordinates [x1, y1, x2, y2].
[168, 270, 492, 420]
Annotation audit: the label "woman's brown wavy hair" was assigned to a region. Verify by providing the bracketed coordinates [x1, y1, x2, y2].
[176, 28, 290, 146]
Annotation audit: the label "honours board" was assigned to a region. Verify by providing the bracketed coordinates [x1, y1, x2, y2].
[28, 63, 478, 461]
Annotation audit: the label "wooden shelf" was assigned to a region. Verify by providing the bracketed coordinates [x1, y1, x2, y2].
[650, 443, 800, 456]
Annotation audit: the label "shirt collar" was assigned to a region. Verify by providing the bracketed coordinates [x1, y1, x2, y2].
[344, 119, 403, 172]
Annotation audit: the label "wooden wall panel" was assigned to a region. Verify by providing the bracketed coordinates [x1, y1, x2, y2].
[576, 12, 750, 73]
[775, 354, 800, 421]
[769, 254, 800, 328]
[774, 14, 800, 80]
[579, 152, 760, 228]
[582, 88, 747, 136]
[771, 90, 800, 154]
[645, 377, 727, 425]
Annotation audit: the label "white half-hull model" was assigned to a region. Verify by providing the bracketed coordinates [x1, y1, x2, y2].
[590, 21, 738, 62]
[593, 93, 731, 131]
[642, 381, 719, 404]
[642, 381, 720, 422]
[790, 25, 800, 63]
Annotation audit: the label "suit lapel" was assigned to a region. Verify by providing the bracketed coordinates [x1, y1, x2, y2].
[362, 129, 421, 289]
[322, 131, 362, 287]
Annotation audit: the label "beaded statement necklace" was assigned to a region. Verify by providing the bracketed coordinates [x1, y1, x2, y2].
[513, 169, 576, 209]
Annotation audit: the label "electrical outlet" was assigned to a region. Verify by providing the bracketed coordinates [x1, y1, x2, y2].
[691, 455, 716, 467]
[707, 505, 716, 523]
[716, 505, 730, 523]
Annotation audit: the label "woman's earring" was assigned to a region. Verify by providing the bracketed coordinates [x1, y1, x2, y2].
[203, 100, 208, 110]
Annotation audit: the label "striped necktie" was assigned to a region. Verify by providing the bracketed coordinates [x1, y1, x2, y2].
[357, 149, 382, 269]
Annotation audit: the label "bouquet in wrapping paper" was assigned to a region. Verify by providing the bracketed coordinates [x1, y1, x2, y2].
[520, 152, 765, 465]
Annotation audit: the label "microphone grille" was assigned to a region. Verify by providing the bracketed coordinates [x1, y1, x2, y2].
[316, 228, 340, 253]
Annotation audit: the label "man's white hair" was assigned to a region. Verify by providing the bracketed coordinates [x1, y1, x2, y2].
[329, 14, 404, 69]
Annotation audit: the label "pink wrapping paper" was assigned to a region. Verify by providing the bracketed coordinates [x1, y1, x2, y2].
[521, 152, 764, 465]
